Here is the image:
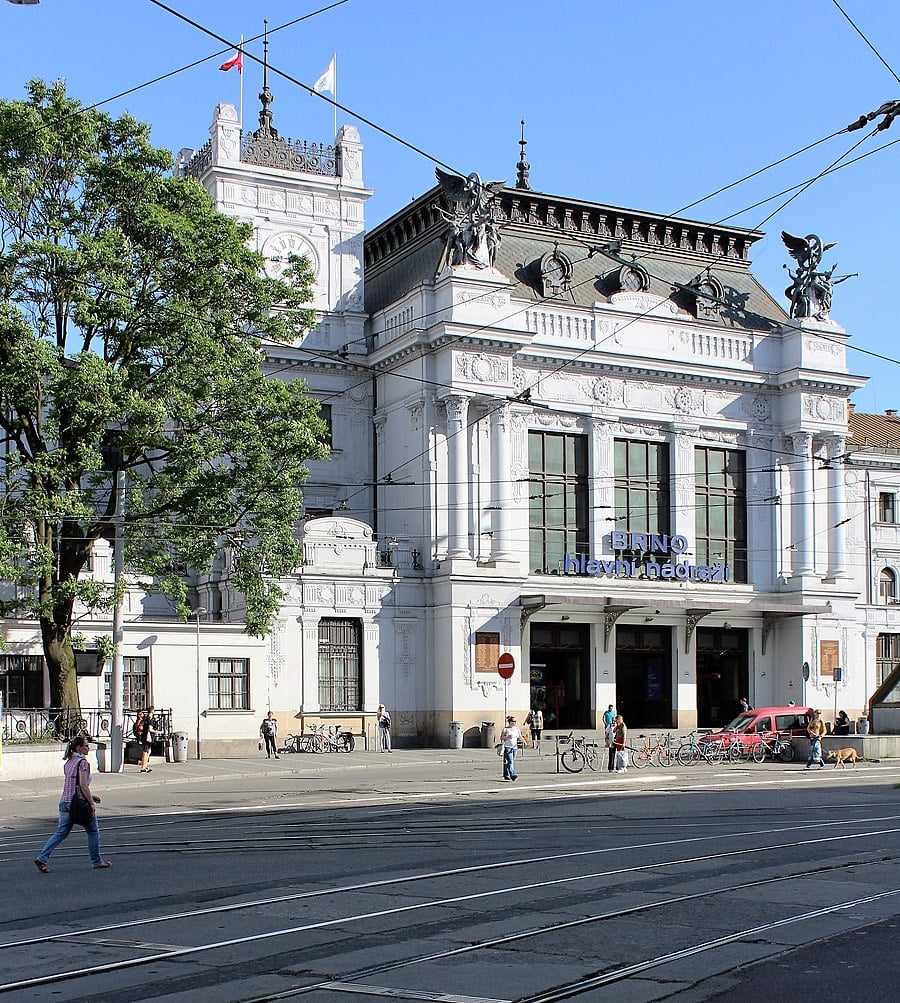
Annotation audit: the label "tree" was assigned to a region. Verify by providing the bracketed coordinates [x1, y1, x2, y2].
[0, 80, 329, 708]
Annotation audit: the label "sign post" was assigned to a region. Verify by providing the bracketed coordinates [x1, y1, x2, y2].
[498, 652, 515, 724]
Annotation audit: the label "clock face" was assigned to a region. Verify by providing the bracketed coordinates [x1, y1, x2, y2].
[262, 231, 316, 280]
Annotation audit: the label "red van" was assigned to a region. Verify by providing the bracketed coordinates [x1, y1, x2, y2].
[700, 706, 814, 753]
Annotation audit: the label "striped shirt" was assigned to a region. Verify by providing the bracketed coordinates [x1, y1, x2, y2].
[62, 754, 89, 803]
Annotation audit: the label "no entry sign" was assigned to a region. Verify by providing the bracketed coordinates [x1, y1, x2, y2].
[497, 653, 515, 679]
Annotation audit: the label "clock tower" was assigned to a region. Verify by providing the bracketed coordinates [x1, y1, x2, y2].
[177, 63, 374, 523]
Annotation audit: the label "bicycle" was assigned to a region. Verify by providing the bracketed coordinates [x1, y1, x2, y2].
[560, 733, 601, 773]
[322, 724, 355, 753]
[630, 733, 675, 768]
[753, 730, 796, 763]
[676, 731, 726, 766]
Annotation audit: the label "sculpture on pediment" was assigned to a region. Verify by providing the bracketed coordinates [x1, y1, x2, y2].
[434, 169, 505, 270]
[781, 231, 854, 321]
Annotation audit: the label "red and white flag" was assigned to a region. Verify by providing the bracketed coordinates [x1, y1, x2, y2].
[219, 50, 243, 73]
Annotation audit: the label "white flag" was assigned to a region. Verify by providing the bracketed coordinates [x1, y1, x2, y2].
[313, 55, 335, 95]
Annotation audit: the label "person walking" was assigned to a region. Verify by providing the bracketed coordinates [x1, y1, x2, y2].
[35, 737, 111, 872]
[528, 708, 543, 752]
[259, 711, 279, 759]
[500, 715, 521, 781]
[613, 715, 628, 773]
[376, 704, 392, 753]
[806, 709, 826, 769]
[139, 706, 157, 774]
[604, 704, 617, 772]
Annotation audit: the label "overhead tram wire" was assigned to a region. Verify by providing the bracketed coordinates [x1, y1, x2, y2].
[830, 0, 900, 85]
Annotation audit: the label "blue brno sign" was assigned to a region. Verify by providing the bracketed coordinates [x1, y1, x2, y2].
[563, 533, 730, 583]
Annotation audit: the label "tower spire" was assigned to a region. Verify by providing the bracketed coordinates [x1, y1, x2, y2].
[515, 119, 531, 190]
[256, 19, 278, 138]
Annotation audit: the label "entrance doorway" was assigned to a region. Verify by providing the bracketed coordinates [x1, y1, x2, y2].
[696, 627, 749, 727]
[615, 626, 673, 728]
[528, 622, 591, 729]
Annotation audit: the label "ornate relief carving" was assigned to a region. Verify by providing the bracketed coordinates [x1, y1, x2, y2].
[456, 352, 507, 383]
[454, 289, 510, 310]
[407, 401, 424, 430]
[590, 377, 613, 405]
[805, 395, 843, 422]
[673, 386, 695, 413]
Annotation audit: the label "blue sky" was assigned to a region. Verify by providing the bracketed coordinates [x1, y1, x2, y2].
[4, 0, 899, 412]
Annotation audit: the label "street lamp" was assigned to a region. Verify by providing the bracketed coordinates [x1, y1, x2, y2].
[193, 607, 207, 760]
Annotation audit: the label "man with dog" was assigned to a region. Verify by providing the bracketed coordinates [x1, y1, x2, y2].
[806, 709, 827, 769]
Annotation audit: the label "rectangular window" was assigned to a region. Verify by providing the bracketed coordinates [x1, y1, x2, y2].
[208, 657, 250, 710]
[318, 402, 333, 445]
[879, 492, 896, 523]
[0, 654, 44, 708]
[695, 446, 747, 583]
[475, 632, 500, 674]
[318, 618, 362, 711]
[613, 440, 670, 555]
[103, 655, 149, 710]
[876, 633, 900, 686]
[528, 431, 588, 573]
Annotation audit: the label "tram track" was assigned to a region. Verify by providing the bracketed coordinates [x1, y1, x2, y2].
[1, 821, 897, 996]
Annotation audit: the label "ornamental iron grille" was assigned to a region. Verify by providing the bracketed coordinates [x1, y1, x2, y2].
[318, 618, 362, 711]
[240, 132, 338, 175]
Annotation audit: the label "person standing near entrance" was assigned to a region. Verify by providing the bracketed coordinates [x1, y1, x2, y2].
[377, 704, 392, 753]
[613, 715, 628, 773]
[604, 704, 616, 772]
[806, 709, 826, 769]
[259, 711, 279, 759]
[527, 708, 543, 751]
[139, 706, 157, 774]
[500, 715, 520, 781]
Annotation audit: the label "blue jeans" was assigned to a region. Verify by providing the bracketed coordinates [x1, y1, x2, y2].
[37, 802, 102, 866]
[503, 745, 518, 779]
[807, 737, 823, 767]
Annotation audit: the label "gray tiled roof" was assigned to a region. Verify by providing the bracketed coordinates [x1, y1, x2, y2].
[364, 185, 788, 331]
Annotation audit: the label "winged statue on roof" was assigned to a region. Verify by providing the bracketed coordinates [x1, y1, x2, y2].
[434, 169, 506, 270]
[781, 231, 854, 321]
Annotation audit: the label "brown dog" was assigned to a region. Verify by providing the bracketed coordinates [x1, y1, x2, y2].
[827, 748, 859, 768]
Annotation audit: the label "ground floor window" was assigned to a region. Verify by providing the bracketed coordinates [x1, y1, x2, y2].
[208, 657, 250, 710]
[0, 654, 44, 708]
[318, 618, 362, 711]
[876, 633, 900, 686]
[615, 626, 673, 729]
[103, 656, 149, 710]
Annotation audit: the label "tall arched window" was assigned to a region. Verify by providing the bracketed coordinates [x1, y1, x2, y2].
[879, 568, 897, 605]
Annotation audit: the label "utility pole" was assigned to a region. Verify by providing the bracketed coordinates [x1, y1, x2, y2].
[109, 466, 126, 772]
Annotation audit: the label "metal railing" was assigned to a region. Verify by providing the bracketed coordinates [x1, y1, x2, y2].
[2, 707, 172, 745]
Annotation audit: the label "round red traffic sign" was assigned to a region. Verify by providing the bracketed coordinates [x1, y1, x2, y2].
[497, 653, 515, 679]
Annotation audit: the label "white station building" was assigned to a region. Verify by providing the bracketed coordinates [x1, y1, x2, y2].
[3, 85, 900, 755]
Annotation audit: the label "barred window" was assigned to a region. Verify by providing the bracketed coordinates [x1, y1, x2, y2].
[318, 618, 362, 711]
[104, 656, 149, 710]
[208, 657, 250, 710]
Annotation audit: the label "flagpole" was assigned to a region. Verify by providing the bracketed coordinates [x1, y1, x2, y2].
[332, 52, 337, 141]
[239, 34, 244, 132]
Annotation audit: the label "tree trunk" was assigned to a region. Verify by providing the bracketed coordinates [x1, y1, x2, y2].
[40, 618, 80, 709]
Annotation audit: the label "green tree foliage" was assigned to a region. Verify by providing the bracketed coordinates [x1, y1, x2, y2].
[0, 80, 329, 706]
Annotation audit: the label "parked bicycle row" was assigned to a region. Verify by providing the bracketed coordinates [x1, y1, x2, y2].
[279, 724, 356, 754]
[557, 729, 797, 772]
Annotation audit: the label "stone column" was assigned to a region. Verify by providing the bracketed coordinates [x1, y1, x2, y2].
[446, 395, 471, 559]
[490, 403, 514, 561]
[825, 434, 848, 579]
[789, 432, 814, 576]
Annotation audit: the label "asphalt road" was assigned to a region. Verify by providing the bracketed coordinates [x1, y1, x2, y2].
[1, 748, 899, 1002]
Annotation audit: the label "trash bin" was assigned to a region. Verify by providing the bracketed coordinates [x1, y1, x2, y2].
[481, 721, 496, 749]
[172, 732, 189, 763]
[858, 717, 870, 735]
[124, 740, 142, 765]
[449, 721, 464, 749]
